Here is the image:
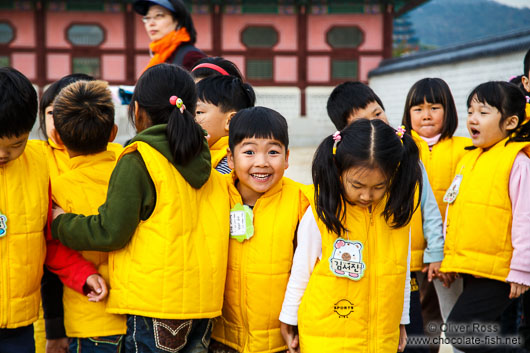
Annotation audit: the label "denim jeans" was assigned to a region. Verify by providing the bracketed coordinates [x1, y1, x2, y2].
[125, 315, 212, 353]
[69, 334, 123, 353]
[0, 324, 35, 353]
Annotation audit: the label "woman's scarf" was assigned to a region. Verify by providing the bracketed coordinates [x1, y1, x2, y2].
[144, 28, 190, 72]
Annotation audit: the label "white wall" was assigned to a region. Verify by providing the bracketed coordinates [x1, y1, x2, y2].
[368, 51, 527, 137]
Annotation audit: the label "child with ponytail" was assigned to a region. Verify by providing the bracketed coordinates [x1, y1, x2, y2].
[280, 119, 423, 353]
[51, 63, 230, 352]
[441, 81, 530, 352]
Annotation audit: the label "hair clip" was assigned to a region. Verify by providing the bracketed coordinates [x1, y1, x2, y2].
[169, 95, 186, 113]
[526, 95, 530, 104]
[396, 125, 406, 143]
[332, 131, 341, 155]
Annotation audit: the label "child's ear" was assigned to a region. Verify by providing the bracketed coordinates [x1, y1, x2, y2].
[227, 148, 235, 169]
[51, 128, 64, 147]
[108, 124, 118, 142]
[224, 111, 236, 133]
[284, 149, 290, 170]
[522, 76, 530, 93]
[504, 115, 519, 131]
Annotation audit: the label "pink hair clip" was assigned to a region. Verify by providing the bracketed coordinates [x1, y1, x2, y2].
[526, 95, 530, 104]
[332, 131, 341, 155]
[169, 95, 186, 113]
[396, 125, 406, 143]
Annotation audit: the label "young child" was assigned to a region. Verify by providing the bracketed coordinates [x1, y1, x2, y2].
[51, 63, 230, 352]
[280, 119, 423, 352]
[327, 81, 444, 352]
[191, 56, 244, 82]
[37, 73, 123, 352]
[209, 106, 309, 353]
[196, 75, 255, 174]
[50, 80, 126, 352]
[0, 66, 50, 353]
[442, 81, 530, 352]
[402, 78, 470, 343]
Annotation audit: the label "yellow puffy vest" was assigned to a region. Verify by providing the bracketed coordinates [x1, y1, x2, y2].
[210, 136, 229, 169]
[212, 175, 309, 353]
[38, 139, 123, 180]
[0, 140, 48, 328]
[51, 151, 126, 338]
[298, 200, 409, 353]
[107, 141, 230, 319]
[441, 138, 530, 281]
[412, 131, 470, 220]
[408, 131, 470, 271]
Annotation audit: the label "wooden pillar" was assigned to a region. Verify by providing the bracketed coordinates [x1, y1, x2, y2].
[297, 3, 307, 117]
[212, 3, 222, 56]
[382, 4, 394, 59]
[125, 3, 136, 84]
[35, 0, 46, 88]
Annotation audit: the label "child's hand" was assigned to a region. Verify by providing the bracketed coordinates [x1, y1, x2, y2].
[46, 337, 68, 353]
[508, 282, 529, 299]
[280, 322, 300, 353]
[437, 272, 457, 288]
[422, 261, 442, 282]
[85, 274, 108, 302]
[398, 324, 407, 352]
[51, 203, 65, 220]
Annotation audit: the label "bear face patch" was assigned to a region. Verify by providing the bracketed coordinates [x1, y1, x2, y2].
[329, 238, 366, 280]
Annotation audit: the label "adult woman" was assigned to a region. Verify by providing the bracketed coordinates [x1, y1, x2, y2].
[134, 0, 206, 71]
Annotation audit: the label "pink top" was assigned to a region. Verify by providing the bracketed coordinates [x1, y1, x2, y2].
[506, 152, 530, 286]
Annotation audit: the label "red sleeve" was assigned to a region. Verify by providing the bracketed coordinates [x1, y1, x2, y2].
[45, 182, 98, 294]
[45, 239, 98, 295]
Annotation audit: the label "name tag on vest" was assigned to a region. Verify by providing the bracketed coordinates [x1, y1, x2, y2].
[230, 203, 254, 242]
[443, 174, 463, 204]
[329, 238, 366, 281]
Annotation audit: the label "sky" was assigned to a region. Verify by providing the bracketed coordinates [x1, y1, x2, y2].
[492, 0, 530, 8]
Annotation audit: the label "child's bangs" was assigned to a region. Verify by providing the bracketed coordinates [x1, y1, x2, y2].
[229, 107, 289, 151]
[467, 83, 503, 113]
[235, 118, 286, 145]
[409, 80, 445, 107]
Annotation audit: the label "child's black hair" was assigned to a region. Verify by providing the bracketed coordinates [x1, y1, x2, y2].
[191, 56, 244, 81]
[196, 75, 255, 113]
[523, 49, 530, 79]
[0, 67, 38, 138]
[312, 119, 422, 236]
[509, 74, 526, 94]
[53, 80, 115, 154]
[39, 73, 94, 139]
[327, 81, 385, 131]
[128, 63, 204, 165]
[467, 81, 530, 145]
[402, 78, 458, 140]
[228, 106, 289, 152]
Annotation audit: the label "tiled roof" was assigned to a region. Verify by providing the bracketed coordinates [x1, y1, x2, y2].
[370, 29, 530, 77]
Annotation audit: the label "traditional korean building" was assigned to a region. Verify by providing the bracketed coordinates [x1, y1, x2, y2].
[0, 0, 426, 111]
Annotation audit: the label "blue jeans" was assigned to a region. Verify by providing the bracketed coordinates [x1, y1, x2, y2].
[0, 324, 35, 353]
[125, 315, 212, 353]
[69, 334, 123, 353]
